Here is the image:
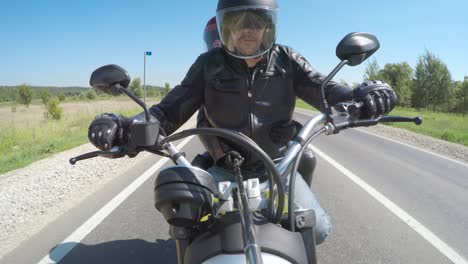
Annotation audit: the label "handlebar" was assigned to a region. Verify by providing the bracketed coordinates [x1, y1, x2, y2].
[329, 102, 422, 133]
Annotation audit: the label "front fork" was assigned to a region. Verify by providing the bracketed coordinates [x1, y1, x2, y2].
[175, 239, 188, 264]
[170, 225, 190, 264]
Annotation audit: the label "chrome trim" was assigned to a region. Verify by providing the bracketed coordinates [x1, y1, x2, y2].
[166, 142, 191, 166]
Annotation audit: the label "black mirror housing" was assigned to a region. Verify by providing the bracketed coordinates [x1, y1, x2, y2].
[89, 64, 131, 95]
[336, 32, 380, 66]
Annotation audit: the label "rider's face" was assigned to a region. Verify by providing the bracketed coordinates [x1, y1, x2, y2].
[229, 13, 266, 56]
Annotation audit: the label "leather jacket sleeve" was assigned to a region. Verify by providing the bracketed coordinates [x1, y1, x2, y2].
[149, 55, 205, 135]
[287, 47, 354, 108]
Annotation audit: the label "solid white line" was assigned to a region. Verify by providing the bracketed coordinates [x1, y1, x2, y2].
[356, 128, 468, 168]
[37, 136, 194, 264]
[310, 145, 468, 264]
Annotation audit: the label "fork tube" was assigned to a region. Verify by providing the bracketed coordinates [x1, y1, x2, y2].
[234, 166, 263, 264]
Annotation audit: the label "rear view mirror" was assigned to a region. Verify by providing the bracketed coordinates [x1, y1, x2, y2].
[336, 32, 380, 66]
[89, 64, 131, 95]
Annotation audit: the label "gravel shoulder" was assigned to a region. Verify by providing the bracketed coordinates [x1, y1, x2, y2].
[1, 110, 467, 259]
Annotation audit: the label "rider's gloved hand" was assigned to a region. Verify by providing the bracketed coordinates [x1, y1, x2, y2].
[269, 120, 302, 145]
[353, 80, 397, 119]
[88, 113, 132, 150]
[218, 150, 244, 170]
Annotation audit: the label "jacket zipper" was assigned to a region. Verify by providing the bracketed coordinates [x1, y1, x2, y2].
[247, 68, 259, 137]
[246, 68, 259, 163]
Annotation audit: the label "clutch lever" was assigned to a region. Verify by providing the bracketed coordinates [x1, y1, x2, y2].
[69, 146, 126, 165]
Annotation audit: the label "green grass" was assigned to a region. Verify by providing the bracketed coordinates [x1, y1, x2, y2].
[295, 99, 468, 147]
[385, 107, 468, 146]
[0, 107, 142, 174]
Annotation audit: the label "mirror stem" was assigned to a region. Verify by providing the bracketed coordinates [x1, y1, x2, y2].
[117, 85, 152, 121]
[320, 60, 349, 116]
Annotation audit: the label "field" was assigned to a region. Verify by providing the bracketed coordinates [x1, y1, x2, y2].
[0, 97, 160, 174]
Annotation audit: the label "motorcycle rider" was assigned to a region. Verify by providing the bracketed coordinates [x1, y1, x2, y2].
[88, 0, 397, 245]
[195, 15, 318, 186]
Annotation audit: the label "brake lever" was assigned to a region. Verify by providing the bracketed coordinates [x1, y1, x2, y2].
[348, 115, 423, 128]
[69, 147, 126, 165]
[379, 116, 422, 125]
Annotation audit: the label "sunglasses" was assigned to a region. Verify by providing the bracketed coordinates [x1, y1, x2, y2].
[225, 11, 269, 30]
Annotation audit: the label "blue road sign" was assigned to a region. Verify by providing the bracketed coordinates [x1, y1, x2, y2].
[146, 51, 152, 56]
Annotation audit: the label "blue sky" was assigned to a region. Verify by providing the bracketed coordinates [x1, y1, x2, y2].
[1, 0, 467, 87]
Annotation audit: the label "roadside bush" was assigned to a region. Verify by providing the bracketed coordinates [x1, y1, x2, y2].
[44, 97, 63, 120]
[41, 90, 51, 105]
[58, 93, 66, 101]
[86, 90, 97, 100]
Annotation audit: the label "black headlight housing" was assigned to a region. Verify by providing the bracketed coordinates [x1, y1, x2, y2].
[154, 166, 218, 227]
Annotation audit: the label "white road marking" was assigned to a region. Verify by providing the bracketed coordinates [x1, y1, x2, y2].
[37, 136, 194, 264]
[311, 145, 468, 264]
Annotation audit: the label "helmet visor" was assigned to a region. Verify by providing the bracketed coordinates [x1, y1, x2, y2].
[217, 7, 277, 59]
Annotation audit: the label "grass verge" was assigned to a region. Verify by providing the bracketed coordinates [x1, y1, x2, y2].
[0, 107, 142, 174]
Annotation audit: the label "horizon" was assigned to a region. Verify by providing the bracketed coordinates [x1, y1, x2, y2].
[1, 0, 467, 87]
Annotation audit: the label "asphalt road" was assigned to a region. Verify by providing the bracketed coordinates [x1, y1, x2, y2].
[3, 110, 468, 264]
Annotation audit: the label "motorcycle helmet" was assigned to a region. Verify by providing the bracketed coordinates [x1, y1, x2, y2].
[204, 16, 222, 50]
[216, 0, 278, 59]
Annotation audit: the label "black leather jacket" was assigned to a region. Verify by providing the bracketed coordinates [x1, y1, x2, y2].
[150, 44, 353, 165]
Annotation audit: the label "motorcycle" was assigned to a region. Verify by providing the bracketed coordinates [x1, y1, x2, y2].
[70, 32, 422, 264]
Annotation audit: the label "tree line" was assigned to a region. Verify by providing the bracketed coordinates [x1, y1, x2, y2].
[0, 80, 170, 105]
[359, 51, 467, 115]
[1, 80, 170, 120]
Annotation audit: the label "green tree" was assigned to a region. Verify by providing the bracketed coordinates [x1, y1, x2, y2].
[130, 77, 143, 97]
[58, 92, 66, 101]
[164, 83, 171, 97]
[413, 51, 452, 111]
[453, 80, 468, 115]
[40, 90, 52, 105]
[86, 90, 97, 99]
[44, 97, 63, 120]
[462, 80, 468, 115]
[378, 62, 413, 107]
[18, 84, 33, 107]
[363, 58, 381, 81]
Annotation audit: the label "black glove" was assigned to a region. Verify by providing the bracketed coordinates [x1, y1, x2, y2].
[353, 80, 397, 119]
[218, 150, 244, 170]
[88, 113, 131, 150]
[269, 120, 302, 145]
